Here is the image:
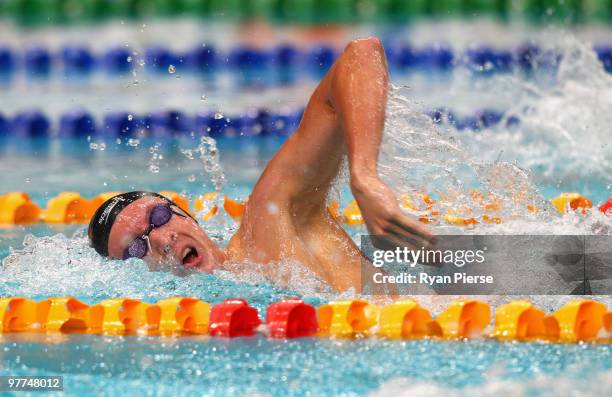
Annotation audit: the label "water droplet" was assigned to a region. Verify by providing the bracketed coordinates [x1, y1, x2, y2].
[214, 112, 223, 120]
[127, 114, 133, 121]
[200, 94, 207, 101]
[188, 174, 196, 182]
[168, 65, 176, 74]
[127, 56, 132, 63]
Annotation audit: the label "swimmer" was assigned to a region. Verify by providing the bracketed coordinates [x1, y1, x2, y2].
[88, 38, 434, 292]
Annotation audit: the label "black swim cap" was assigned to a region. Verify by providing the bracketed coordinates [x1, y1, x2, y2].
[88, 191, 166, 257]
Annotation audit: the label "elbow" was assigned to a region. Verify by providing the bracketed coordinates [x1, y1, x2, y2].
[341, 37, 388, 78]
[344, 37, 385, 60]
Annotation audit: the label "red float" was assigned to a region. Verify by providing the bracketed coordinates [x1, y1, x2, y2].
[209, 299, 261, 337]
[266, 298, 318, 338]
[600, 195, 612, 215]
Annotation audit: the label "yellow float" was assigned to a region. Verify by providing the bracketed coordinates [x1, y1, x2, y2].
[493, 300, 557, 341]
[36, 297, 90, 333]
[0, 297, 38, 332]
[436, 300, 490, 338]
[342, 200, 364, 225]
[551, 193, 593, 214]
[553, 300, 607, 342]
[89, 298, 160, 334]
[157, 297, 210, 334]
[0, 192, 41, 224]
[317, 299, 379, 338]
[41, 192, 93, 223]
[378, 299, 436, 339]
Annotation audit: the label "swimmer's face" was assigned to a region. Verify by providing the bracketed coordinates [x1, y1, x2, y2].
[107, 197, 225, 273]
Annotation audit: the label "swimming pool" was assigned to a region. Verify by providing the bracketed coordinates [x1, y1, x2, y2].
[1, 15, 612, 397]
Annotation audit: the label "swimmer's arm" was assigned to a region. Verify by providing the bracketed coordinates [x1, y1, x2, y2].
[249, 37, 433, 247]
[329, 38, 388, 190]
[329, 39, 435, 249]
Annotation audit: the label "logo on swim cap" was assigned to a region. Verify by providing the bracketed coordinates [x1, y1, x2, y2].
[98, 196, 125, 225]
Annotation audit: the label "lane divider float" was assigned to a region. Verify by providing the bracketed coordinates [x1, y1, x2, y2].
[1, 43, 610, 80]
[0, 106, 523, 139]
[0, 297, 609, 342]
[1, 191, 610, 226]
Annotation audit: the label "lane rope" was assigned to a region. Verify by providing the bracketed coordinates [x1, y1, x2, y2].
[0, 296, 609, 342]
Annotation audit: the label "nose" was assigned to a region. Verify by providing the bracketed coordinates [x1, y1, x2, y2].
[147, 225, 178, 258]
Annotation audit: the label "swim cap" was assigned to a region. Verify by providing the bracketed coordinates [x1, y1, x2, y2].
[88, 191, 166, 257]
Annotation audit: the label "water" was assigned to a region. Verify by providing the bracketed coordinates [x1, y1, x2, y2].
[1, 21, 612, 397]
[0, 335, 609, 397]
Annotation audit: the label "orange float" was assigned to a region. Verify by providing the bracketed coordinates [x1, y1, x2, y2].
[553, 300, 607, 342]
[194, 192, 219, 220]
[378, 300, 435, 339]
[494, 301, 554, 341]
[157, 297, 210, 334]
[0, 297, 38, 332]
[37, 297, 90, 333]
[223, 196, 246, 220]
[0, 192, 40, 224]
[317, 299, 379, 338]
[89, 298, 160, 334]
[551, 193, 593, 215]
[343, 200, 363, 225]
[41, 192, 93, 223]
[436, 300, 490, 338]
[159, 191, 191, 214]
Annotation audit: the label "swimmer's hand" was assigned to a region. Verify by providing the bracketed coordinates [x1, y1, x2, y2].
[351, 175, 435, 250]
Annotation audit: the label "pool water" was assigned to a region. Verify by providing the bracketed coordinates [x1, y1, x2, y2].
[1, 19, 612, 397]
[0, 334, 610, 397]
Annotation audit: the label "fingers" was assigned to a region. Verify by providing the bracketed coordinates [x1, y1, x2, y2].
[370, 226, 429, 252]
[388, 224, 430, 249]
[389, 213, 436, 247]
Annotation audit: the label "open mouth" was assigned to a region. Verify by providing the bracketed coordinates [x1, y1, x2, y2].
[181, 246, 200, 268]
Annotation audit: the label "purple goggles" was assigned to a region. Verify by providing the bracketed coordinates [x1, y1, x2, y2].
[123, 203, 187, 260]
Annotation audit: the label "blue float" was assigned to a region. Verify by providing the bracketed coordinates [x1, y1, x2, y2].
[59, 110, 96, 137]
[103, 112, 141, 137]
[308, 45, 336, 76]
[103, 47, 132, 74]
[185, 45, 217, 72]
[0, 47, 15, 75]
[145, 46, 181, 73]
[61, 46, 95, 74]
[12, 111, 50, 137]
[595, 45, 612, 73]
[24, 46, 51, 76]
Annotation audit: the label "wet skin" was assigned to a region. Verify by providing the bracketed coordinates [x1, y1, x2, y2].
[107, 197, 227, 274]
[106, 37, 434, 292]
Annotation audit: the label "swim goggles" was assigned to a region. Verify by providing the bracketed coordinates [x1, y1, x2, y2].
[123, 203, 187, 259]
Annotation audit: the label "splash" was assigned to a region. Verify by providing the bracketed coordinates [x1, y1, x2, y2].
[0, 230, 327, 309]
[455, 36, 612, 203]
[377, 84, 548, 229]
[182, 136, 226, 194]
[376, 36, 612, 234]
